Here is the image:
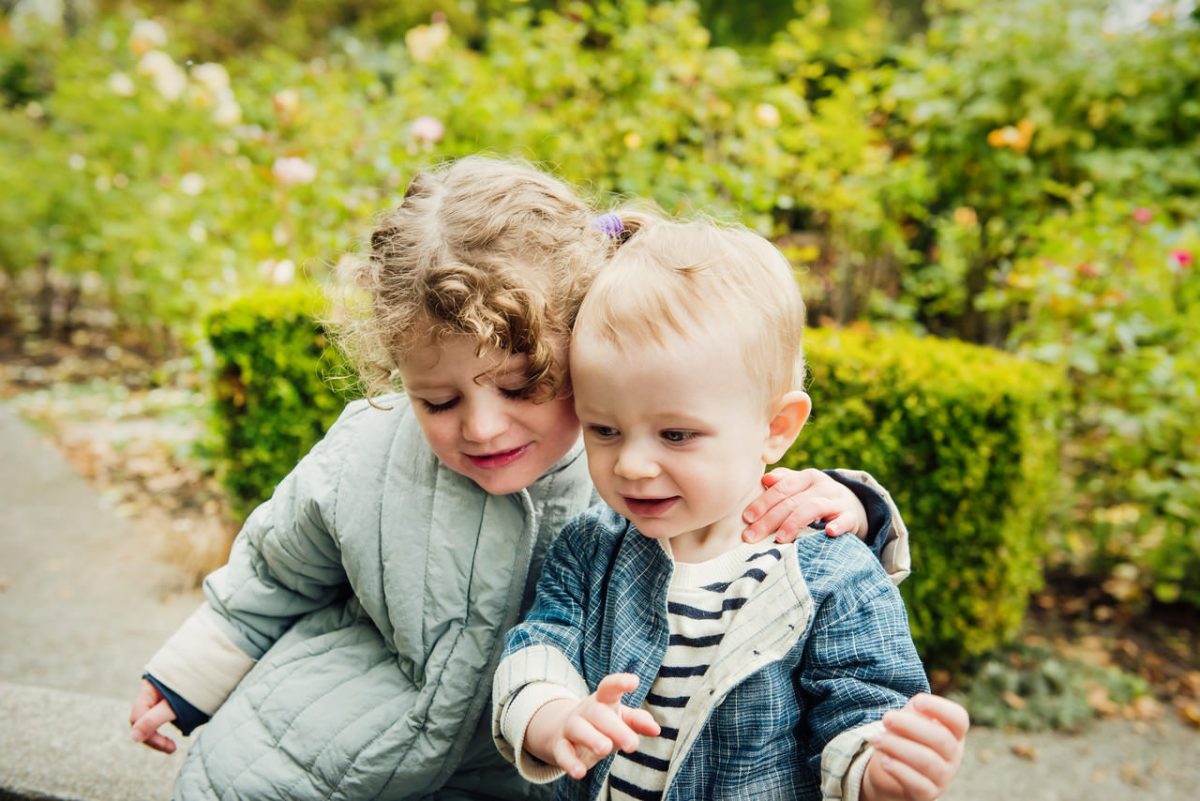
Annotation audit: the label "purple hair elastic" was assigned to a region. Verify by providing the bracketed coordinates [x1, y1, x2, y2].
[592, 212, 625, 239]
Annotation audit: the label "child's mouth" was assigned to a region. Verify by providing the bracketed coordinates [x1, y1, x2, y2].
[623, 496, 680, 517]
[466, 444, 530, 470]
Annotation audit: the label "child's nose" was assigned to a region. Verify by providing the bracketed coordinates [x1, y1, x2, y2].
[461, 399, 508, 444]
[614, 444, 660, 481]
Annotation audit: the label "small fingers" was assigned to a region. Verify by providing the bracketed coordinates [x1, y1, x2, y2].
[743, 496, 821, 543]
[594, 673, 639, 705]
[620, 706, 661, 737]
[129, 679, 160, 724]
[582, 703, 640, 753]
[131, 699, 176, 750]
[743, 469, 820, 526]
[872, 752, 943, 801]
[564, 715, 614, 758]
[871, 729, 954, 791]
[912, 693, 971, 740]
[883, 704, 963, 762]
[553, 739, 588, 780]
[142, 730, 178, 754]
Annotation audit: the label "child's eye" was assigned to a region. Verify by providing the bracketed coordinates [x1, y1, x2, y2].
[498, 386, 529, 401]
[588, 425, 619, 440]
[421, 397, 459, 414]
[661, 430, 696, 443]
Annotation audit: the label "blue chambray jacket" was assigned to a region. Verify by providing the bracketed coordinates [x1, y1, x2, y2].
[493, 504, 929, 801]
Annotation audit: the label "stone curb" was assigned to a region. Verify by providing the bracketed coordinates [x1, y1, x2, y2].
[0, 682, 187, 801]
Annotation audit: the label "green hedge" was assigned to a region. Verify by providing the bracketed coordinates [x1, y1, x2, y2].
[782, 328, 1066, 666]
[205, 284, 355, 519]
[206, 294, 1064, 667]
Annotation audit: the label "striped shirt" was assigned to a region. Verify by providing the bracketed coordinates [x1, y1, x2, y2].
[607, 542, 794, 801]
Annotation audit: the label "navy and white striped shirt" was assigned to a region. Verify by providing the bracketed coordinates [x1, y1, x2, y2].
[609, 543, 790, 801]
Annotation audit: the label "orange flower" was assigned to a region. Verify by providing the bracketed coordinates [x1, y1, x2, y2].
[987, 119, 1035, 152]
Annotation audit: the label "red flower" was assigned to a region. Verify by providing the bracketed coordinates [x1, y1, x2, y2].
[1170, 249, 1194, 269]
[1132, 208, 1153, 225]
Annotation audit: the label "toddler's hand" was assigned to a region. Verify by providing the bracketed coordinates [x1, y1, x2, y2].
[129, 678, 179, 754]
[862, 693, 970, 801]
[742, 468, 868, 544]
[526, 673, 660, 780]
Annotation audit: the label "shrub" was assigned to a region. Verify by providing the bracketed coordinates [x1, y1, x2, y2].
[782, 327, 1066, 666]
[205, 284, 355, 518]
[883, 0, 1200, 339]
[989, 199, 1200, 608]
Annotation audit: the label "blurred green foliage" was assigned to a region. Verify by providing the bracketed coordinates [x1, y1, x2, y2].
[883, 0, 1200, 341]
[785, 328, 1065, 665]
[205, 284, 354, 519]
[949, 643, 1149, 731]
[995, 199, 1200, 609]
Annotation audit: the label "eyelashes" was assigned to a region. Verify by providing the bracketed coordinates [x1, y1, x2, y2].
[419, 387, 528, 415]
[586, 426, 699, 444]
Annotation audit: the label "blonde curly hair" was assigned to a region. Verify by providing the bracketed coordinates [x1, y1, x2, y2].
[334, 156, 643, 401]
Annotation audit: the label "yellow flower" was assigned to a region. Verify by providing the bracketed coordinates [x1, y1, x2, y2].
[953, 207, 978, 228]
[623, 131, 643, 150]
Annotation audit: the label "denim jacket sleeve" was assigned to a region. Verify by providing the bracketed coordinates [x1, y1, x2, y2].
[796, 540, 930, 801]
[492, 515, 596, 782]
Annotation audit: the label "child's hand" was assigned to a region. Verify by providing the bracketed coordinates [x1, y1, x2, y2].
[129, 678, 179, 753]
[862, 693, 970, 801]
[742, 468, 867, 544]
[525, 673, 660, 780]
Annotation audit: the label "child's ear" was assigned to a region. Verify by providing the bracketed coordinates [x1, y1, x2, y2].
[762, 391, 811, 463]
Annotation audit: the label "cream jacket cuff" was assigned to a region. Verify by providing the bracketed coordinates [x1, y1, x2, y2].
[499, 682, 581, 784]
[821, 720, 885, 801]
[493, 644, 591, 782]
[144, 603, 256, 716]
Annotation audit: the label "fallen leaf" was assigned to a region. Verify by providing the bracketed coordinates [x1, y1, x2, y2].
[1119, 763, 1149, 788]
[1086, 683, 1119, 717]
[1010, 743, 1037, 760]
[1002, 691, 1027, 710]
[1177, 700, 1200, 729]
[1129, 696, 1163, 721]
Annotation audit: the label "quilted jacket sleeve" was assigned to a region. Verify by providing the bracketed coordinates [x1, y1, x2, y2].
[144, 402, 360, 716]
[828, 469, 911, 585]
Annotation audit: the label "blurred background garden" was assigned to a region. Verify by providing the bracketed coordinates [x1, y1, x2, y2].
[0, 0, 1197, 735]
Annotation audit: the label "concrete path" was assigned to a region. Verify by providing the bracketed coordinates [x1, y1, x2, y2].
[0, 402, 200, 800]
[1, 401, 1197, 800]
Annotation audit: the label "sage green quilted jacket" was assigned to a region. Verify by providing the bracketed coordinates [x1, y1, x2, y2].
[148, 397, 596, 800]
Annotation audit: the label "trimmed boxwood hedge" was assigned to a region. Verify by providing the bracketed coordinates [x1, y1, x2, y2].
[784, 328, 1066, 666]
[205, 284, 355, 519]
[205, 291, 1065, 667]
